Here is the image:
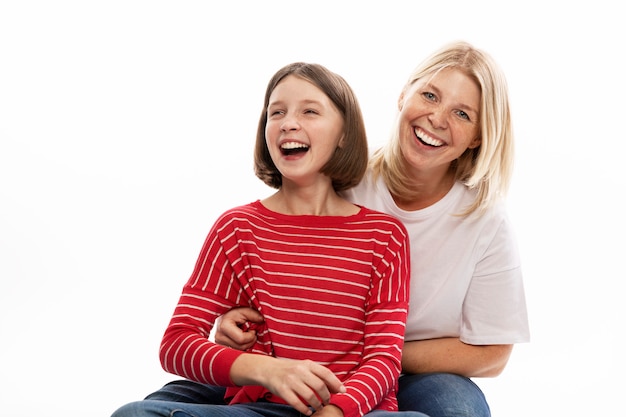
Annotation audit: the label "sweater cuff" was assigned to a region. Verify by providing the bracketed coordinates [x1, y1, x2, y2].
[329, 394, 358, 417]
[212, 347, 246, 386]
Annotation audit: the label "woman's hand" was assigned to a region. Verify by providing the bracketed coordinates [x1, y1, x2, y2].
[215, 307, 263, 350]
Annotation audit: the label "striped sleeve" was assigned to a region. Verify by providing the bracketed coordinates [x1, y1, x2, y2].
[158, 212, 246, 386]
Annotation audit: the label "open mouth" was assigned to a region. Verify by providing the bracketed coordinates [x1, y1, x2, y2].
[415, 128, 444, 148]
[280, 141, 310, 156]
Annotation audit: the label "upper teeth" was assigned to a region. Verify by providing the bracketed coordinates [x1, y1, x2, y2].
[415, 129, 444, 147]
[281, 142, 309, 149]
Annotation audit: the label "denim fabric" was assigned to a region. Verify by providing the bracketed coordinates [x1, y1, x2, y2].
[397, 373, 490, 417]
[111, 398, 428, 417]
[144, 380, 227, 404]
[112, 400, 301, 417]
[112, 375, 489, 417]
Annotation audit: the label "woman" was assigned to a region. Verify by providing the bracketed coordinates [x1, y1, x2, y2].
[136, 41, 530, 417]
[341, 41, 530, 416]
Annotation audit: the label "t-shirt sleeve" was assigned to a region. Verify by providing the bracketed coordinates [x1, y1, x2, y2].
[461, 214, 530, 345]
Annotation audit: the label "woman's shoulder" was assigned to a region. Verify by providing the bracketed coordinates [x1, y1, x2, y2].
[357, 205, 409, 235]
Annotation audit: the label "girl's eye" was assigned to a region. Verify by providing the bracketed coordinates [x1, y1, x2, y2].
[304, 109, 319, 115]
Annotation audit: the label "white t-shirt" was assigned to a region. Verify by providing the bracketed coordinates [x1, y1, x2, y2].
[342, 171, 530, 345]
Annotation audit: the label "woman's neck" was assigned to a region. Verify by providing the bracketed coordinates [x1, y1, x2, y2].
[391, 165, 456, 211]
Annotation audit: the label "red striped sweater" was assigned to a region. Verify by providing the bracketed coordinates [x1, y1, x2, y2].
[160, 200, 410, 417]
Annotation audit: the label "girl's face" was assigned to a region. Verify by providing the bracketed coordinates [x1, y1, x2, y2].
[397, 67, 481, 176]
[265, 75, 344, 187]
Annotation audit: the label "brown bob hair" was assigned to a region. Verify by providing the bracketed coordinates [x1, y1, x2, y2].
[254, 62, 368, 191]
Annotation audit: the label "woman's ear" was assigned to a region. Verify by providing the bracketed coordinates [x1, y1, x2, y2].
[397, 91, 405, 111]
[468, 136, 482, 149]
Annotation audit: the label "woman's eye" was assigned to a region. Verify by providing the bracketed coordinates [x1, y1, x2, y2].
[456, 110, 470, 121]
[422, 92, 437, 101]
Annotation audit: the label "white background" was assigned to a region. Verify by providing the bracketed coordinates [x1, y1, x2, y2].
[1, 1, 624, 416]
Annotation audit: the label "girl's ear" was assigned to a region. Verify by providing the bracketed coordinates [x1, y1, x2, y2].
[337, 134, 346, 149]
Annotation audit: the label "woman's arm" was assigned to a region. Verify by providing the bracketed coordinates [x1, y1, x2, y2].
[401, 338, 513, 377]
[216, 310, 513, 378]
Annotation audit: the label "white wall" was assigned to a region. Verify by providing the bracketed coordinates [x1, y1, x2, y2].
[1, 1, 624, 416]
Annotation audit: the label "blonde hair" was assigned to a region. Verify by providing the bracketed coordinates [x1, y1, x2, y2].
[370, 41, 515, 215]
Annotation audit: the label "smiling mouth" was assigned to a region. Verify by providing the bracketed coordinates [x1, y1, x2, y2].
[280, 141, 310, 156]
[415, 128, 444, 147]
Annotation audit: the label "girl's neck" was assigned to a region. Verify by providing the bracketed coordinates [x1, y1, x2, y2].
[262, 184, 359, 217]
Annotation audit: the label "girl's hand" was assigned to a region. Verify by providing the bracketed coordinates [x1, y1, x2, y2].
[312, 404, 344, 417]
[231, 355, 346, 416]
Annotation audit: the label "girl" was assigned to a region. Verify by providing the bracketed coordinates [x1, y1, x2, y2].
[111, 62, 423, 417]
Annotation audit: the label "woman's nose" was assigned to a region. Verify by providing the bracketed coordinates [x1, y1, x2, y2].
[428, 108, 448, 130]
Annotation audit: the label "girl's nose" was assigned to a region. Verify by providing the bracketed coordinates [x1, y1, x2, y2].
[280, 114, 300, 132]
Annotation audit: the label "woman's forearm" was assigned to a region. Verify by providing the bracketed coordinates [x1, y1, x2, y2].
[401, 338, 513, 377]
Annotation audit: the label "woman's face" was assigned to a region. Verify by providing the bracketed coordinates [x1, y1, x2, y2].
[397, 67, 481, 176]
[265, 75, 344, 187]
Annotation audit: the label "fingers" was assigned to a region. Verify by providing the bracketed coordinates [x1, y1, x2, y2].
[316, 367, 346, 395]
[215, 319, 256, 349]
[232, 354, 343, 416]
[274, 372, 324, 414]
[215, 307, 263, 350]
[277, 383, 318, 415]
[235, 307, 264, 324]
[273, 360, 344, 414]
[232, 355, 322, 415]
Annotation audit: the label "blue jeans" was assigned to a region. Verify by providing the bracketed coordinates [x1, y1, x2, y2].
[111, 396, 426, 417]
[397, 373, 490, 417]
[111, 374, 486, 417]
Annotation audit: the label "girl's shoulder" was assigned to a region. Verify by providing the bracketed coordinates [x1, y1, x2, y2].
[212, 201, 270, 227]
